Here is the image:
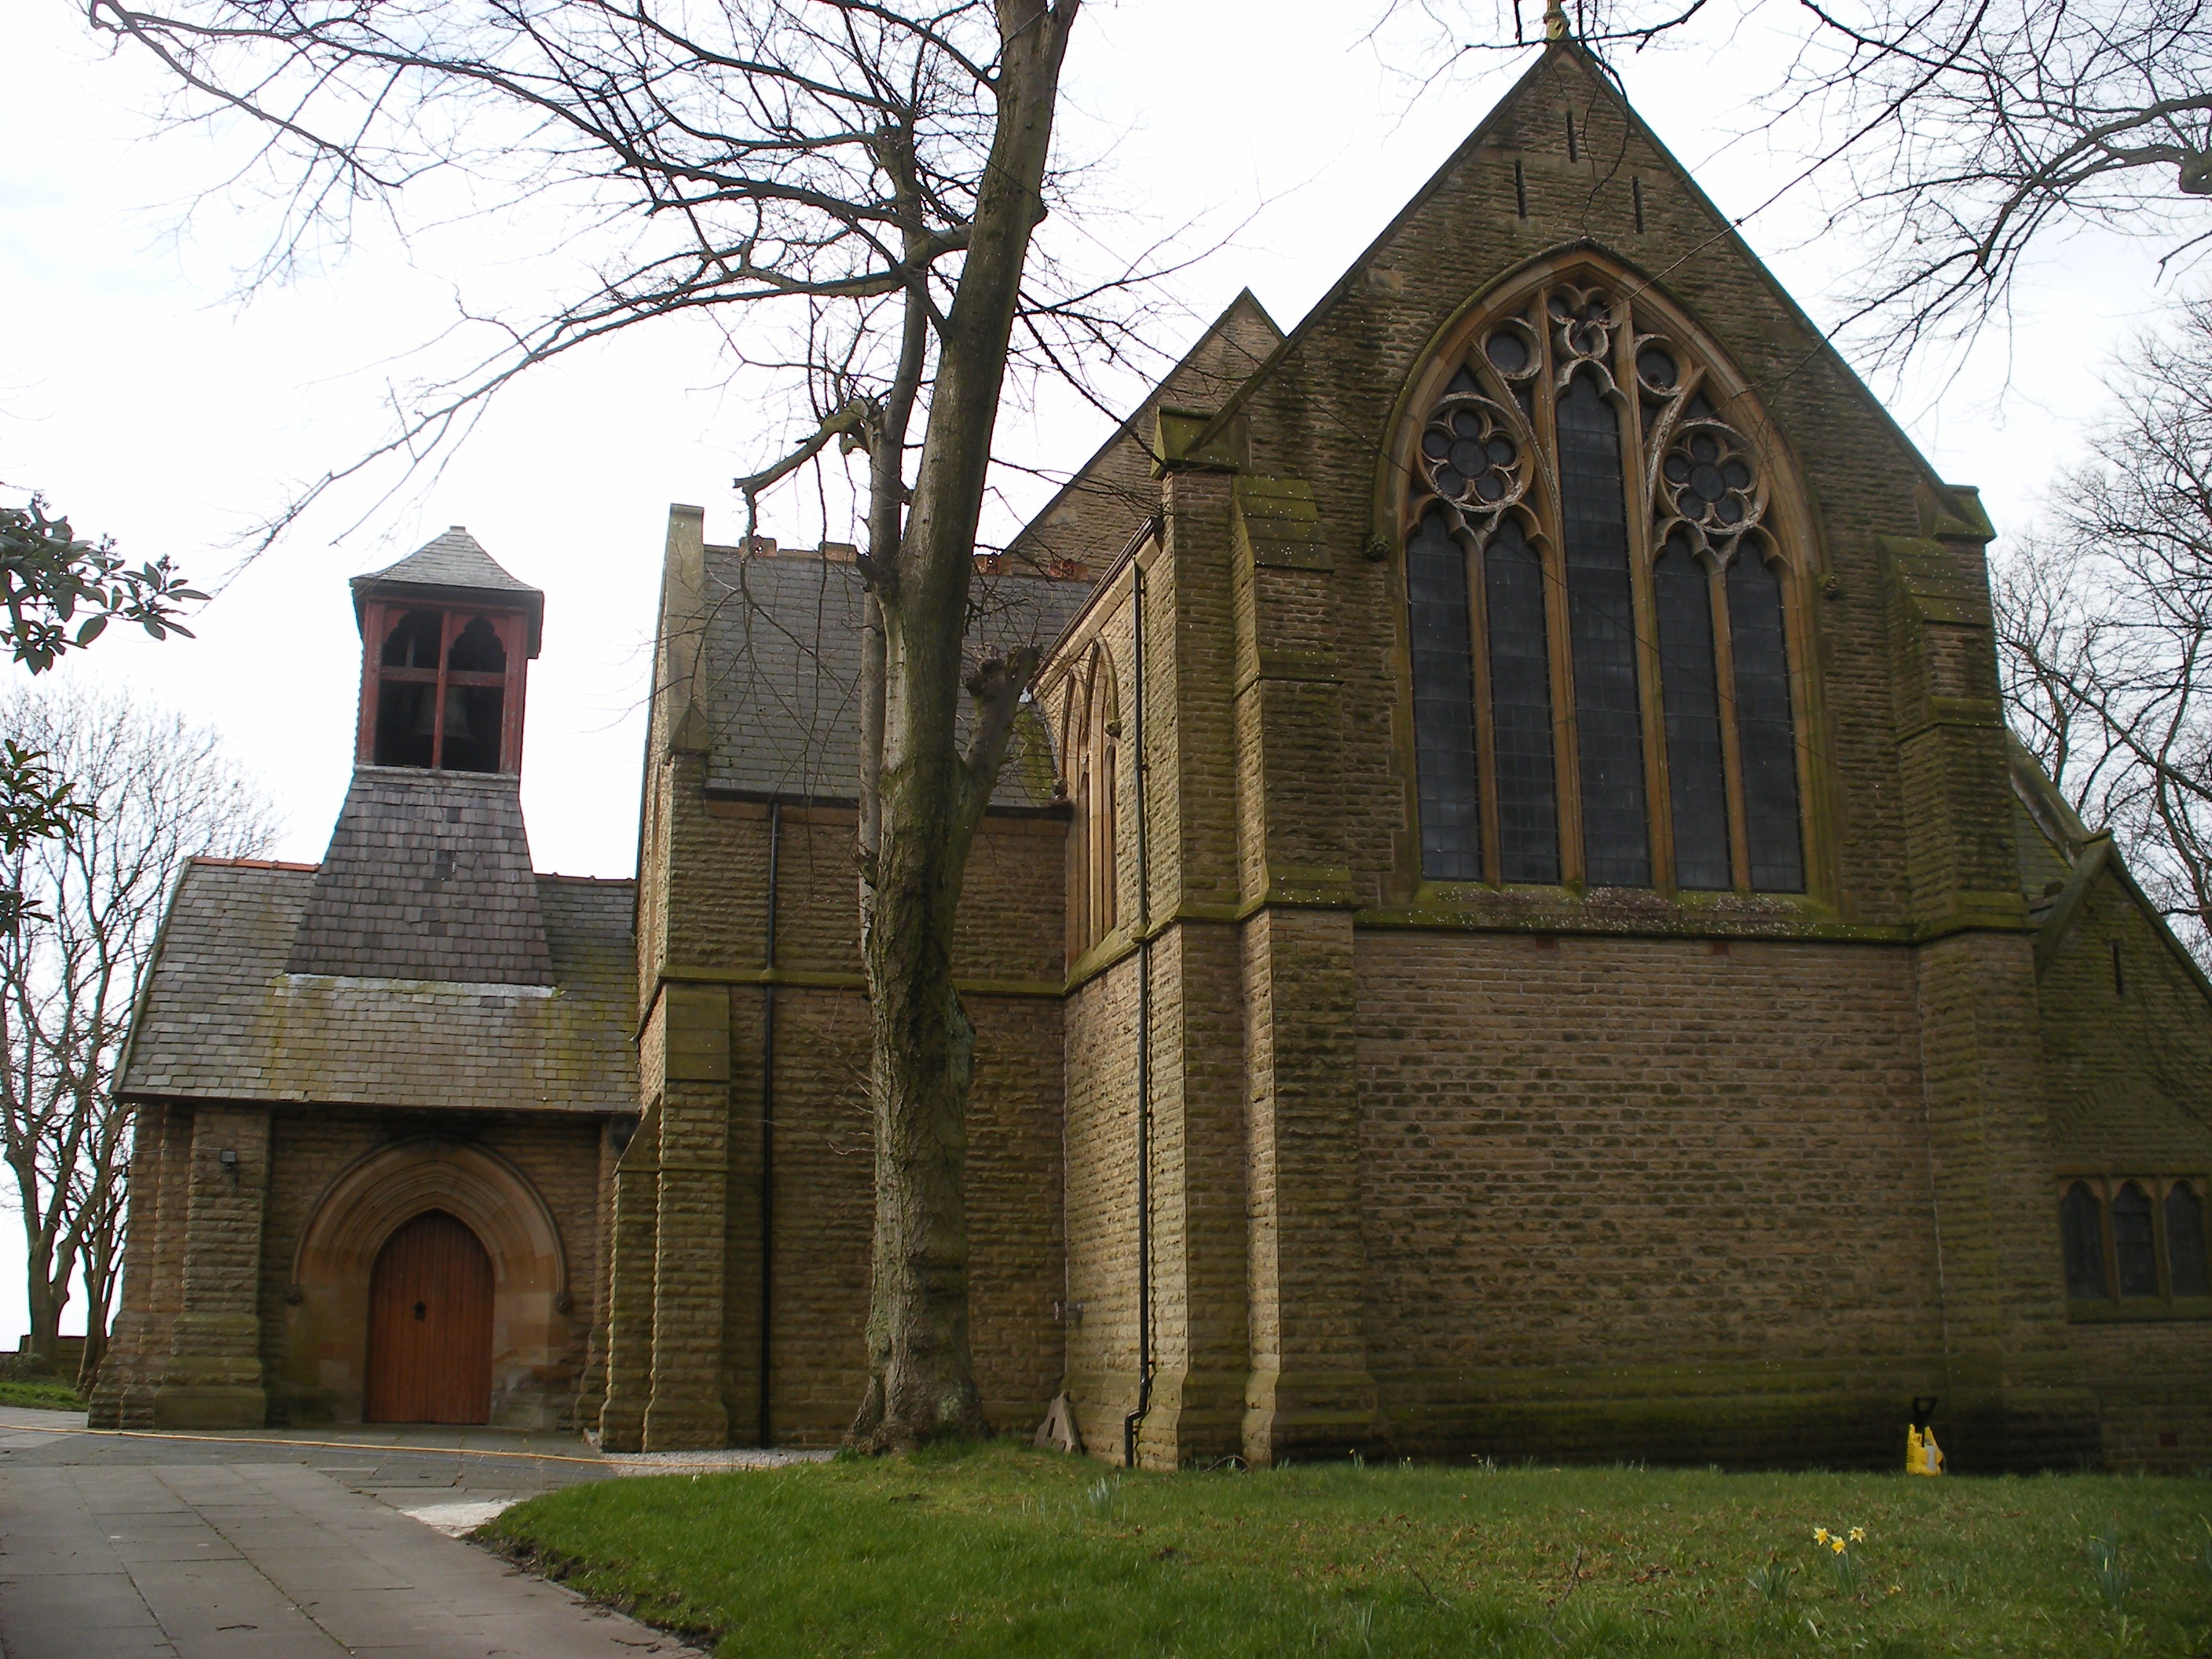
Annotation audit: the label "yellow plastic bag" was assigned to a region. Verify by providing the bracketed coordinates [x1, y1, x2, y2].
[1906, 1423, 1945, 1477]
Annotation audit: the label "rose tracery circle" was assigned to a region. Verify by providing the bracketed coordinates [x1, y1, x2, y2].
[1421, 401, 1522, 507]
[1661, 422, 1761, 540]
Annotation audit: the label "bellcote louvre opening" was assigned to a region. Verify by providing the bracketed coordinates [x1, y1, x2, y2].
[349, 530, 544, 777]
[364, 607, 524, 772]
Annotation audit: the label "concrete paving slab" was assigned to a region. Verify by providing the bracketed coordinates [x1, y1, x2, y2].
[0, 1408, 703, 1657]
[0, 1572, 167, 1630]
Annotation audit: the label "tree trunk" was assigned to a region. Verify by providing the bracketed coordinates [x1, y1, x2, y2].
[23, 1271, 64, 1375]
[847, 0, 1076, 1453]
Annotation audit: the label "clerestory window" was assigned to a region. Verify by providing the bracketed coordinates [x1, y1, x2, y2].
[1403, 269, 1807, 893]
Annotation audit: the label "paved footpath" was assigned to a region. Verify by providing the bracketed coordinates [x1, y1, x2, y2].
[0, 1407, 704, 1658]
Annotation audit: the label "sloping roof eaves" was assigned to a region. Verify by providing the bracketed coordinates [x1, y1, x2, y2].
[119, 860, 636, 1113]
[1005, 288, 1283, 566]
[2009, 738, 2212, 1009]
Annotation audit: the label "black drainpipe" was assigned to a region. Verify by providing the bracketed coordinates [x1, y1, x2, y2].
[1122, 553, 1155, 1468]
[758, 799, 781, 1448]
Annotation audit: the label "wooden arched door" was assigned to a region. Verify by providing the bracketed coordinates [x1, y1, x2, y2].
[364, 1210, 494, 1424]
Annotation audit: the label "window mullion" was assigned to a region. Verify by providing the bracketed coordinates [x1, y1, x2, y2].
[433, 610, 456, 771]
[1536, 297, 1586, 888]
[1619, 314, 1673, 892]
[1466, 519, 1503, 887]
[2099, 1178, 2121, 1302]
[1710, 547, 1753, 894]
[2154, 1175, 2174, 1301]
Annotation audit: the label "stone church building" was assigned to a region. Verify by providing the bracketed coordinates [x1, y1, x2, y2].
[97, 42, 2212, 1472]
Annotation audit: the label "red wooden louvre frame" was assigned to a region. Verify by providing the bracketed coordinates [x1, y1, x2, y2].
[354, 600, 530, 773]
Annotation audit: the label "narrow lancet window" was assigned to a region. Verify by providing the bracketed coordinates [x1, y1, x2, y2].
[1556, 372, 1648, 886]
[1406, 511, 1481, 880]
[1487, 516, 1559, 884]
[2166, 1181, 2209, 1297]
[1727, 554, 1804, 892]
[2060, 1181, 2106, 1300]
[2112, 1181, 2159, 1297]
[1655, 536, 1729, 889]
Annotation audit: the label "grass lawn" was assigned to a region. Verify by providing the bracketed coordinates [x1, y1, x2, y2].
[0, 1380, 82, 1411]
[484, 1442, 2212, 1657]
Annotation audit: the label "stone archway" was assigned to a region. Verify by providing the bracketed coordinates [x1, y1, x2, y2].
[282, 1138, 572, 1427]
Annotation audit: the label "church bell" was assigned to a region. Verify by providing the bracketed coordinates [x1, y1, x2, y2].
[405, 687, 474, 745]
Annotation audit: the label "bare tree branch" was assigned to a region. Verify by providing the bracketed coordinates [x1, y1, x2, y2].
[1993, 295, 2212, 961]
[0, 686, 276, 1386]
[1391, 0, 2212, 364]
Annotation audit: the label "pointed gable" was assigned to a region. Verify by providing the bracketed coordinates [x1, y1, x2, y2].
[1191, 42, 1967, 527]
[1009, 289, 1282, 572]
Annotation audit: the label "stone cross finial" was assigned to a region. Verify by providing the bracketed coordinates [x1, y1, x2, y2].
[1544, 0, 1569, 39]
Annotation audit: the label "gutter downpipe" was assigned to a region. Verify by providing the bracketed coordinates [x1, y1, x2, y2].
[1122, 548, 1155, 1469]
[758, 799, 781, 1448]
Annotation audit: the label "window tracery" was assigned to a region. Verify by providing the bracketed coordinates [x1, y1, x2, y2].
[1402, 267, 1807, 893]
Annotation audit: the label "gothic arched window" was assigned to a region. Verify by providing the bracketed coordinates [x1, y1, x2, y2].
[2167, 1180, 2210, 1298]
[2059, 1180, 2107, 1301]
[1064, 648, 1119, 960]
[2111, 1181, 2159, 1298]
[1401, 268, 1807, 893]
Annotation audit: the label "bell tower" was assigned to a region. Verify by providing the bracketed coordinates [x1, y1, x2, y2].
[350, 527, 544, 775]
[286, 526, 555, 987]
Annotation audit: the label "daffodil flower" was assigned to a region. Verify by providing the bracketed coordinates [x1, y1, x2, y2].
[1813, 1527, 1830, 1545]
[1848, 1527, 1866, 1544]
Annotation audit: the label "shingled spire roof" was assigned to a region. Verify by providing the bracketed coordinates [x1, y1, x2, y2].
[351, 526, 545, 652]
[284, 768, 556, 985]
[357, 526, 539, 595]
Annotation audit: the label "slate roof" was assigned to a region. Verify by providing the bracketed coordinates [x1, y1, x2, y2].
[696, 551, 1087, 807]
[287, 768, 555, 986]
[350, 526, 546, 652]
[119, 859, 634, 1113]
[354, 527, 541, 598]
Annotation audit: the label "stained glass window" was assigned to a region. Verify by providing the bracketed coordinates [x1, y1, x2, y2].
[2112, 1181, 2159, 1298]
[1407, 512, 1481, 880]
[2060, 1181, 2107, 1300]
[1400, 267, 1806, 895]
[2166, 1181, 2209, 1298]
[1656, 537, 1729, 890]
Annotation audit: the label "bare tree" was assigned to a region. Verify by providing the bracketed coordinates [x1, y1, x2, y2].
[86, 0, 1108, 1447]
[1992, 295, 2212, 961]
[0, 685, 276, 1387]
[1397, 0, 2212, 364]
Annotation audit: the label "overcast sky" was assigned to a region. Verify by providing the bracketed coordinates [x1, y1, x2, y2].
[0, 1, 2181, 1342]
